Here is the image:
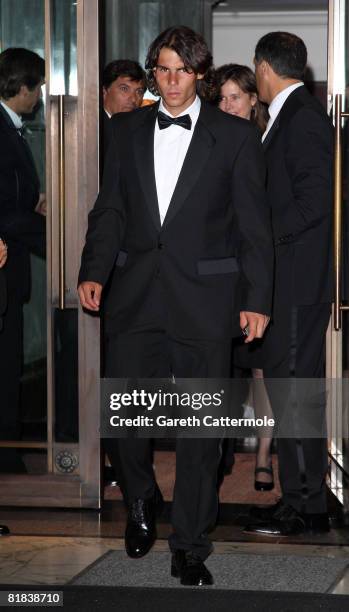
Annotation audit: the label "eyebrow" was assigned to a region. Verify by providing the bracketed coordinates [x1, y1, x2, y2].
[156, 64, 186, 70]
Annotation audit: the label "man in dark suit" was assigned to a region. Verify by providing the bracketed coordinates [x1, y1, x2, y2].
[102, 59, 146, 155]
[0, 238, 10, 534]
[245, 32, 333, 536]
[79, 26, 273, 585]
[101, 59, 146, 485]
[0, 239, 7, 332]
[0, 48, 45, 470]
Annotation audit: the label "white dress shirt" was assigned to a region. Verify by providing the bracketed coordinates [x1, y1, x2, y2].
[262, 82, 304, 143]
[0, 100, 23, 131]
[154, 95, 201, 225]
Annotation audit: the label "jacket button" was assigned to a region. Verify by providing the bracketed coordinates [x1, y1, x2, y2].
[158, 242, 164, 250]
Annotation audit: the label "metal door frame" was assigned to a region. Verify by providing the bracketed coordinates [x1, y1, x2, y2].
[0, 0, 101, 508]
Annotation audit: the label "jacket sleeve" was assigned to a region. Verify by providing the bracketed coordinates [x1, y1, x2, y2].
[283, 107, 333, 236]
[0, 156, 45, 258]
[78, 117, 127, 287]
[232, 127, 274, 316]
[0, 208, 45, 258]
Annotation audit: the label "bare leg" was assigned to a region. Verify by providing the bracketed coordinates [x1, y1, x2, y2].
[251, 368, 274, 486]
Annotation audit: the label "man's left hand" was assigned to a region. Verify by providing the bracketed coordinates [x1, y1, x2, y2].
[35, 193, 46, 216]
[240, 311, 270, 343]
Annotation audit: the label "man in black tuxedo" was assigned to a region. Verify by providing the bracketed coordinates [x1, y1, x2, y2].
[245, 32, 333, 536]
[102, 59, 146, 155]
[79, 26, 273, 585]
[101, 60, 146, 485]
[0, 238, 10, 534]
[0, 239, 7, 332]
[0, 48, 45, 470]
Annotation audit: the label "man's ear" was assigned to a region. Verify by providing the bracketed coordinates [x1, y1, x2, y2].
[260, 60, 269, 74]
[18, 84, 29, 97]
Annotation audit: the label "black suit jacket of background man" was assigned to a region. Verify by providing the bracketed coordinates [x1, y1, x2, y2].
[0, 103, 45, 449]
[261, 84, 333, 373]
[261, 84, 334, 515]
[0, 269, 6, 332]
[79, 100, 274, 337]
[0, 104, 45, 300]
[263, 85, 333, 309]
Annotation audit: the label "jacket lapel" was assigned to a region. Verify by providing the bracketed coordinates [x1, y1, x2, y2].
[133, 102, 161, 231]
[263, 85, 305, 151]
[162, 103, 215, 228]
[0, 105, 39, 185]
[262, 115, 280, 150]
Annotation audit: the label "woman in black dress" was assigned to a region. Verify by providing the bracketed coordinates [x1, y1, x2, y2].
[216, 64, 274, 491]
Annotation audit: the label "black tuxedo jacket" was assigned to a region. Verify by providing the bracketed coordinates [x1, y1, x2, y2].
[79, 100, 273, 340]
[0, 105, 45, 301]
[263, 85, 333, 305]
[0, 269, 6, 331]
[103, 109, 112, 158]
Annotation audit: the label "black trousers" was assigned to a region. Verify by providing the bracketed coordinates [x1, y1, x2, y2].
[0, 290, 26, 472]
[0, 290, 22, 440]
[263, 301, 331, 514]
[104, 281, 231, 560]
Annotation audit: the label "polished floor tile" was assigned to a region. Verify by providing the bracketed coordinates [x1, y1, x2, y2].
[0, 536, 349, 590]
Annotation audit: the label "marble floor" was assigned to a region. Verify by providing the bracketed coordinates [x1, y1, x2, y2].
[0, 536, 349, 594]
[0, 451, 348, 594]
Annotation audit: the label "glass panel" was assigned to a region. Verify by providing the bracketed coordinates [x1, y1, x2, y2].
[50, 1, 79, 448]
[0, 0, 44, 53]
[50, 0, 78, 95]
[54, 309, 79, 443]
[138, 3, 160, 67]
[341, 2, 349, 478]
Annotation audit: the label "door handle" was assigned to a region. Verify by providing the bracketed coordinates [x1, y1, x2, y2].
[58, 95, 66, 309]
[334, 94, 349, 329]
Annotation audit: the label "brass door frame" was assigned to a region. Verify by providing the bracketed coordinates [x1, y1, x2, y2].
[76, 0, 101, 507]
[0, 0, 101, 508]
[326, 0, 349, 512]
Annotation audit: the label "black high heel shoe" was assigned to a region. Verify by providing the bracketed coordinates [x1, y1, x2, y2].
[254, 465, 274, 491]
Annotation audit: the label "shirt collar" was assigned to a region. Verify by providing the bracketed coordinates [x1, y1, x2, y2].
[159, 95, 201, 122]
[0, 101, 23, 130]
[268, 82, 304, 120]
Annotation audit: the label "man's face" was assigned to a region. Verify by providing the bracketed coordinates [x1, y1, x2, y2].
[19, 82, 43, 114]
[153, 47, 203, 116]
[254, 58, 269, 104]
[103, 76, 145, 115]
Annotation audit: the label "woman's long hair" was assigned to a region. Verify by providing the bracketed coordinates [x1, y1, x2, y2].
[215, 63, 268, 132]
[145, 26, 217, 102]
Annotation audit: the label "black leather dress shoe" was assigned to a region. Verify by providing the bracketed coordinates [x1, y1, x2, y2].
[248, 499, 284, 522]
[104, 466, 119, 487]
[171, 550, 213, 586]
[0, 525, 10, 536]
[244, 500, 330, 536]
[125, 489, 163, 558]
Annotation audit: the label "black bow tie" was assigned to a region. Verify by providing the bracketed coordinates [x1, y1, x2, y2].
[157, 111, 192, 131]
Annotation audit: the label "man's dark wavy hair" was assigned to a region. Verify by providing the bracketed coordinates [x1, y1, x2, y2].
[145, 25, 217, 102]
[102, 59, 146, 90]
[0, 47, 45, 99]
[255, 31, 307, 80]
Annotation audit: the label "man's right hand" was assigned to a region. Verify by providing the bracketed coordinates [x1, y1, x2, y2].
[78, 281, 103, 311]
